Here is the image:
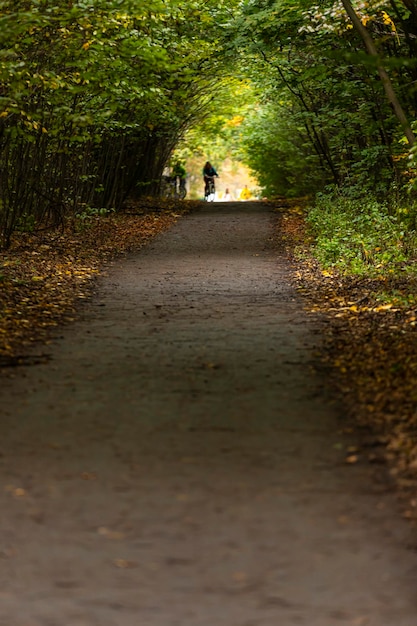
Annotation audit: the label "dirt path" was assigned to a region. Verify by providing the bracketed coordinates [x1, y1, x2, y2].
[0, 201, 416, 626]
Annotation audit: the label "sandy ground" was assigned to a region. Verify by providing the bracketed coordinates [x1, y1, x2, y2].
[0, 201, 417, 626]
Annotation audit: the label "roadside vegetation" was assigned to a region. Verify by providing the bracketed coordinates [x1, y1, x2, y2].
[0, 0, 241, 247]
[277, 198, 417, 520]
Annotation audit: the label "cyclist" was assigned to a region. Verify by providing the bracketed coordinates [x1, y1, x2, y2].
[203, 161, 219, 199]
[172, 161, 187, 198]
[203, 161, 218, 183]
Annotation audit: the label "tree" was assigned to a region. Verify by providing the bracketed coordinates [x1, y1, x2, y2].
[340, 0, 415, 146]
[0, 0, 241, 246]
[220, 0, 417, 196]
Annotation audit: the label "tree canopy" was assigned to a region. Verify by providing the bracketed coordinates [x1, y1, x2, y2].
[0, 0, 239, 244]
[0, 0, 416, 243]
[223, 0, 417, 197]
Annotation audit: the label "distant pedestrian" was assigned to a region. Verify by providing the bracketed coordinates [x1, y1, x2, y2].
[239, 185, 251, 201]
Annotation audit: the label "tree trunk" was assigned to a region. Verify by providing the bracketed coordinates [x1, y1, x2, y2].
[340, 0, 415, 146]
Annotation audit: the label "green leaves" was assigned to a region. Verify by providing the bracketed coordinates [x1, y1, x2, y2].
[220, 0, 417, 197]
[306, 192, 411, 274]
[0, 0, 245, 244]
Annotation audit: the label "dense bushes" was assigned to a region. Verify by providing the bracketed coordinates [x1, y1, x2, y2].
[239, 102, 329, 198]
[306, 191, 417, 274]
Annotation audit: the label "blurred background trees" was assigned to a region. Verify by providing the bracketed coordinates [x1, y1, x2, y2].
[225, 0, 417, 198]
[0, 0, 239, 245]
[1, 0, 416, 245]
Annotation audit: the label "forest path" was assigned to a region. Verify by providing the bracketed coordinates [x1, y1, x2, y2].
[0, 201, 416, 626]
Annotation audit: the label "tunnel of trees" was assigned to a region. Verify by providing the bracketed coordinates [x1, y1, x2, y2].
[0, 0, 416, 248]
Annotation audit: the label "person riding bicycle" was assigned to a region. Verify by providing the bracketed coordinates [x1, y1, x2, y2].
[203, 161, 219, 185]
[203, 162, 219, 200]
[172, 161, 187, 194]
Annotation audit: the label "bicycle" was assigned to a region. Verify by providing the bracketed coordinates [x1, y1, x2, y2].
[177, 177, 187, 200]
[204, 176, 216, 202]
[161, 175, 186, 200]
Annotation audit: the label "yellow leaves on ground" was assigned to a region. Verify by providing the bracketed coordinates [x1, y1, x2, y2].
[113, 559, 137, 569]
[98, 527, 125, 540]
[345, 454, 359, 465]
[5, 485, 28, 498]
[80, 472, 97, 481]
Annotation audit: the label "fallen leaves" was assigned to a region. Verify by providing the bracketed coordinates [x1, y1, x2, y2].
[276, 202, 417, 514]
[0, 200, 191, 362]
[5, 486, 28, 498]
[98, 527, 125, 540]
[345, 455, 359, 465]
[80, 472, 97, 481]
[113, 558, 137, 569]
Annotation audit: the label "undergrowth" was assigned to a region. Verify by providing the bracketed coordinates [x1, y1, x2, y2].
[306, 191, 417, 276]
[284, 194, 417, 517]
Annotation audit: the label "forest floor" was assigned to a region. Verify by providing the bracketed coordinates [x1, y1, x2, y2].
[1, 199, 417, 624]
[278, 202, 417, 520]
[0, 198, 193, 362]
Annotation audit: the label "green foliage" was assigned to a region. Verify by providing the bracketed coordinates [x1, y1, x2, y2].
[306, 190, 417, 275]
[0, 0, 242, 245]
[221, 0, 417, 199]
[15, 213, 36, 233]
[1, 0, 417, 246]
[239, 100, 328, 197]
[408, 121, 417, 191]
[175, 79, 256, 160]
[76, 206, 115, 221]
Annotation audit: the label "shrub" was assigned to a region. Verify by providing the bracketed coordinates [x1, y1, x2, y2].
[306, 190, 417, 275]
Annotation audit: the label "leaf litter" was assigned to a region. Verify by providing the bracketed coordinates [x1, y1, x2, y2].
[277, 201, 417, 521]
[0, 198, 192, 364]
